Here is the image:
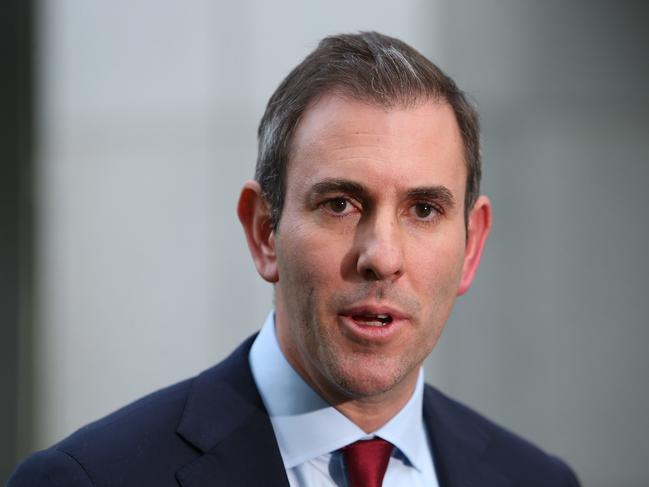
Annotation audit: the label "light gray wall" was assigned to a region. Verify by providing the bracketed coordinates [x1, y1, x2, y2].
[21, 1, 648, 486]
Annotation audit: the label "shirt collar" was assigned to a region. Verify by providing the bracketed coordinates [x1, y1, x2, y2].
[249, 311, 430, 471]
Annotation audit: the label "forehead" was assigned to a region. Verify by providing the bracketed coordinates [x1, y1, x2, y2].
[286, 93, 466, 193]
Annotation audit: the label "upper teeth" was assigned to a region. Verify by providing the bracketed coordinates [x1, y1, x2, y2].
[353, 314, 391, 326]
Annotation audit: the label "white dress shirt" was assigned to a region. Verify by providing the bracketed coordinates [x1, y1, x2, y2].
[249, 311, 440, 487]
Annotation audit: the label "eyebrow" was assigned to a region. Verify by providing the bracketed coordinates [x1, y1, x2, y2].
[307, 178, 456, 209]
[407, 186, 456, 209]
[309, 179, 368, 199]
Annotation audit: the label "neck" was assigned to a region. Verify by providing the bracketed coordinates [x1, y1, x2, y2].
[331, 379, 418, 433]
[283, 339, 420, 432]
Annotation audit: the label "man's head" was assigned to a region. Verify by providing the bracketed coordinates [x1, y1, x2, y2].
[238, 32, 491, 426]
[255, 31, 482, 230]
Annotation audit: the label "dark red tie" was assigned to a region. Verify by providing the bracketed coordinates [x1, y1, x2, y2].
[342, 438, 394, 487]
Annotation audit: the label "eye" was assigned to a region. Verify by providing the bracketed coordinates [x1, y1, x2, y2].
[328, 198, 349, 213]
[322, 197, 358, 216]
[411, 202, 438, 220]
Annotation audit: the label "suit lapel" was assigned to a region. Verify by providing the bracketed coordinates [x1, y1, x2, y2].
[175, 336, 289, 487]
[423, 386, 512, 487]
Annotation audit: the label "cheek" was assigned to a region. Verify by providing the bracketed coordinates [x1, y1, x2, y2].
[279, 226, 347, 287]
[275, 242, 330, 324]
[408, 235, 466, 307]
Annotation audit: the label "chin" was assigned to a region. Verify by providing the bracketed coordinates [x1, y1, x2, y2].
[336, 376, 401, 399]
[323, 351, 416, 400]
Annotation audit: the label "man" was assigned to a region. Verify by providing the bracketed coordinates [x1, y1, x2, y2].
[9, 32, 580, 486]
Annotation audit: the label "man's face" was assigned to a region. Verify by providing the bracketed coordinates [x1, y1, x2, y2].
[268, 93, 486, 404]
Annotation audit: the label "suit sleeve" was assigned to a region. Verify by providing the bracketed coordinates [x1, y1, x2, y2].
[7, 448, 93, 487]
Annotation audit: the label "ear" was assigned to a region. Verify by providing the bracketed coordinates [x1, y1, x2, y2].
[237, 180, 279, 283]
[457, 195, 492, 296]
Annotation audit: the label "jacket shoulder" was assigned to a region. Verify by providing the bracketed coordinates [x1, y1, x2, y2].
[9, 337, 259, 486]
[8, 448, 93, 487]
[9, 377, 199, 486]
[424, 385, 580, 486]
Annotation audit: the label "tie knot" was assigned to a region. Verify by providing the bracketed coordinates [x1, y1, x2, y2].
[342, 438, 394, 487]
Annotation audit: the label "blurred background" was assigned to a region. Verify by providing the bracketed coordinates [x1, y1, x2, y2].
[3, 0, 648, 485]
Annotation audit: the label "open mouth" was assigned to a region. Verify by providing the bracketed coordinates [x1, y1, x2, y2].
[351, 313, 393, 327]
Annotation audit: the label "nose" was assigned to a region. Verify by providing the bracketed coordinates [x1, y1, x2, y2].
[355, 213, 405, 282]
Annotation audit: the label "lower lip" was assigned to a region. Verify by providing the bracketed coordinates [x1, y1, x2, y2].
[338, 314, 403, 342]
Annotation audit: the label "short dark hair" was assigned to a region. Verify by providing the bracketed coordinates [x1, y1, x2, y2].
[255, 31, 481, 230]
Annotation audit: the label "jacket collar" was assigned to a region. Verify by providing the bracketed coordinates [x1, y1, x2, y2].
[175, 335, 289, 487]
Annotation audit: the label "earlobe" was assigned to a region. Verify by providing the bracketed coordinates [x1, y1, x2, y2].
[457, 195, 492, 296]
[237, 181, 279, 283]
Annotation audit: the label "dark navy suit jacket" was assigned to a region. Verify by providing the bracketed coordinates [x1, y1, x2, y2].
[9, 335, 580, 486]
